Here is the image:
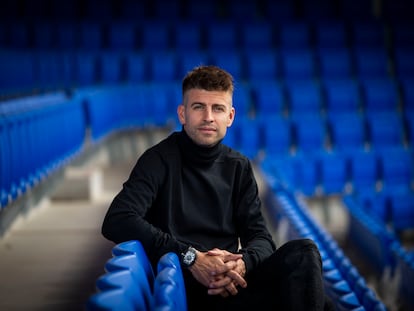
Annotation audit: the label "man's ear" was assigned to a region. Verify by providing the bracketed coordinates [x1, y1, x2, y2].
[227, 107, 235, 127]
[177, 104, 185, 124]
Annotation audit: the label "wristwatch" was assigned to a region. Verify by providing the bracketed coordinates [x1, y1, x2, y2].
[181, 246, 197, 268]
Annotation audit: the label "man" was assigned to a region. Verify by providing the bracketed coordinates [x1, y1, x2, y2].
[102, 65, 333, 310]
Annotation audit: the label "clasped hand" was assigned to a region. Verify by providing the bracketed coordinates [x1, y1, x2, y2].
[189, 248, 247, 297]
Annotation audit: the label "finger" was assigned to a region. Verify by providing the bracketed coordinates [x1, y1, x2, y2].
[225, 282, 239, 296]
[209, 275, 232, 289]
[226, 270, 247, 288]
[207, 287, 228, 296]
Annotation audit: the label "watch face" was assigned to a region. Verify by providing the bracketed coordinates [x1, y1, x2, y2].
[183, 248, 196, 266]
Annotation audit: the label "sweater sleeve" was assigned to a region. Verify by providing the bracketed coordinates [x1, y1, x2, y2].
[236, 160, 277, 274]
[101, 149, 188, 264]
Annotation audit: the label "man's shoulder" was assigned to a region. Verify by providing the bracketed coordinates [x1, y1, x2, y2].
[220, 144, 251, 165]
[146, 131, 180, 154]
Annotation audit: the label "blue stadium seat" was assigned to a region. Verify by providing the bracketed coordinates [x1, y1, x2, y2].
[156, 252, 181, 273]
[349, 150, 379, 194]
[353, 47, 390, 80]
[141, 21, 170, 51]
[394, 48, 414, 80]
[261, 115, 292, 155]
[400, 78, 414, 113]
[391, 20, 414, 49]
[95, 270, 149, 310]
[210, 50, 243, 81]
[234, 117, 261, 159]
[173, 22, 203, 51]
[378, 147, 413, 193]
[323, 79, 361, 115]
[0, 118, 9, 207]
[99, 52, 124, 84]
[0, 50, 36, 93]
[339, 0, 374, 20]
[73, 51, 99, 86]
[225, 0, 258, 22]
[79, 21, 103, 50]
[328, 112, 366, 152]
[206, 22, 238, 50]
[405, 111, 414, 147]
[56, 22, 77, 49]
[286, 80, 323, 116]
[251, 80, 285, 117]
[317, 48, 354, 80]
[314, 20, 347, 48]
[292, 113, 327, 153]
[241, 22, 274, 50]
[186, 0, 219, 21]
[112, 240, 155, 289]
[319, 151, 348, 195]
[361, 78, 399, 115]
[86, 288, 136, 311]
[124, 52, 147, 82]
[245, 50, 280, 81]
[153, 0, 182, 21]
[349, 19, 386, 48]
[105, 254, 154, 310]
[9, 21, 29, 48]
[147, 51, 178, 82]
[108, 21, 136, 50]
[278, 21, 311, 48]
[302, 0, 338, 20]
[33, 22, 54, 49]
[263, 0, 296, 21]
[294, 153, 320, 196]
[49, 0, 78, 20]
[281, 49, 316, 81]
[366, 111, 404, 150]
[232, 82, 252, 117]
[177, 51, 209, 79]
[154, 262, 187, 311]
[84, 0, 113, 20]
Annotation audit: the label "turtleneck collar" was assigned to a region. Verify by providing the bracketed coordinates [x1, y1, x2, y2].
[177, 128, 223, 166]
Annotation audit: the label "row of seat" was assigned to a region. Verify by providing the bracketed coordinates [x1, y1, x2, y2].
[3, 0, 414, 22]
[4, 0, 409, 22]
[1, 46, 413, 101]
[0, 91, 85, 208]
[343, 195, 414, 310]
[86, 240, 187, 311]
[2, 17, 411, 50]
[262, 183, 387, 311]
[261, 147, 414, 205]
[228, 111, 413, 158]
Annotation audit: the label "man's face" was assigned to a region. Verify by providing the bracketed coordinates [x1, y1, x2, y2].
[177, 88, 235, 147]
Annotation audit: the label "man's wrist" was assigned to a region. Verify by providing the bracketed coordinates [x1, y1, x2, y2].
[181, 246, 197, 268]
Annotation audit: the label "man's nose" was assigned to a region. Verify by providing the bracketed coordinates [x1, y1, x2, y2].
[203, 108, 214, 121]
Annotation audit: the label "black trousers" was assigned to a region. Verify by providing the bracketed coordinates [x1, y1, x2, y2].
[183, 239, 333, 311]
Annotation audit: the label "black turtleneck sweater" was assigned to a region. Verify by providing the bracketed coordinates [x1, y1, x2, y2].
[102, 130, 276, 274]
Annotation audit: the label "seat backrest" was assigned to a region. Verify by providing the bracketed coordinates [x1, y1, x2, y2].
[86, 288, 135, 311]
[95, 270, 149, 311]
[105, 254, 154, 309]
[111, 240, 155, 288]
[154, 253, 187, 311]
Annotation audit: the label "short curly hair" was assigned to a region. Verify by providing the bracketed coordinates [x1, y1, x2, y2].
[182, 65, 234, 95]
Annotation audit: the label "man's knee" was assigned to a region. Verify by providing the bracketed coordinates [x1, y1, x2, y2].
[279, 239, 322, 271]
